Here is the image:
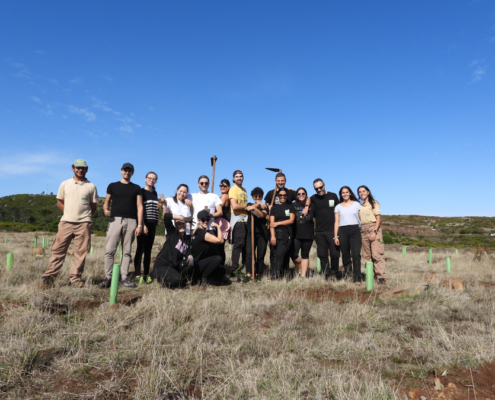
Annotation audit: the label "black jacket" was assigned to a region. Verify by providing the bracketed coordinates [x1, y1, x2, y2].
[153, 214, 192, 271]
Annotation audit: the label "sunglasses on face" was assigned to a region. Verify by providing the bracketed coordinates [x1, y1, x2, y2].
[297, 193, 305, 196]
[252, 195, 262, 199]
[199, 182, 209, 186]
[200, 218, 210, 223]
[279, 194, 287, 197]
[314, 186, 324, 191]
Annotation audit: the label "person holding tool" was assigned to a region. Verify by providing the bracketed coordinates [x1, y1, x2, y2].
[269, 189, 295, 280]
[245, 187, 269, 280]
[191, 210, 230, 286]
[133, 171, 160, 285]
[291, 187, 314, 277]
[150, 212, 195, 288]
[100, 163, 143, 289]
[358, 185, 387, 284]
[311, 178, 341, 279]
[229, 170, 249, 278]
[334, 186, 362, 285]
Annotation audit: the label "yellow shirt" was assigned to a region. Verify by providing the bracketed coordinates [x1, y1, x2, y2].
[229, 185, 248, 217]
[359, 201, 381, 224]
[57, 178, 98, 223]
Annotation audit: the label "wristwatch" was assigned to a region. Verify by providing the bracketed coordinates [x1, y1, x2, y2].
[373, 230, 377, 233]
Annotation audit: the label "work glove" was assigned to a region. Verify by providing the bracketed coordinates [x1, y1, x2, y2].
[187, 257, 195, 267]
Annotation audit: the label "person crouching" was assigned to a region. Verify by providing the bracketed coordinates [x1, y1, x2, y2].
[191, 210, 230, 286]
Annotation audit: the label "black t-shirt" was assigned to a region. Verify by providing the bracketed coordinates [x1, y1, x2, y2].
[264, 187, 297, 206]
[270, 203, 295, 235]
[293, 202, 315, 240]
[247, 203, 268, 234]
[310, 192, 340, 232]
[107, 181, 142, 219]
[192, 228, 217, 261]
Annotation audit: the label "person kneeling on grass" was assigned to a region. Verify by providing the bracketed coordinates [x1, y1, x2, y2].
[191, 210, 231, 286]
[150, 213, 195, 288]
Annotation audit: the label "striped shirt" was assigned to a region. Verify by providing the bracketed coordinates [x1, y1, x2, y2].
[142, 188, 159, 224]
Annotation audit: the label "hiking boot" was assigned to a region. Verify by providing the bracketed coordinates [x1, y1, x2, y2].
[71, 280, 85, 288]
[145, 276, 153, 284]
[119, 278, 136, 288]
[41, 276, 55, 289]
[98, 277, 111, 288]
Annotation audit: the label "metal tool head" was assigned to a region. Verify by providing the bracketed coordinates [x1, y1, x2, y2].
[211, 155, 218, 167]
[266, 168, 281, 173]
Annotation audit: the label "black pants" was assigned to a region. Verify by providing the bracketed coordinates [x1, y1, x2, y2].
[197, 255, 226, 280]
[271, 230, 292, 280]
[150, 263, 194, 288]
[245, 229, 268, 276]
[217, 243, 226, 265]
[134, 222, 157, 276]
[338, 225, 362, 282]
[231, 222, 247, 271]
[293, 238, 313, 259]
[315, 231, 340, 277]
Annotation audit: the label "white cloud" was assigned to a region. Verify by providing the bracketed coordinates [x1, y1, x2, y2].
[67, 105, 96, 122]
[101, 75, 113, 82]
[0, 152, 69, 176]
[91, 96, 121, 115]
[30, 96, 42, 104]
[120, 125, 133, 133]
[469, 60, 487, 83]
[69, 77, 83, 85]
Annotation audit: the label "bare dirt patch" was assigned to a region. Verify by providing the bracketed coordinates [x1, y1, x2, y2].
[395, 362, 495, 400]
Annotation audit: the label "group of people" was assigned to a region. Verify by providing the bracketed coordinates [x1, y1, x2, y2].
[41, 159, 386, 289]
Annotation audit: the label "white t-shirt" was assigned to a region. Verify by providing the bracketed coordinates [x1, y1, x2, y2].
[335, 202, 361, 227]
[187, 192, 222, 228]
[166, 197, 192, 235]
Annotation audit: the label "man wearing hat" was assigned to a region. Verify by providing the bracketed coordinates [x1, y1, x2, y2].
[99, 163, 143, 289]
[41, 159, 98, 288]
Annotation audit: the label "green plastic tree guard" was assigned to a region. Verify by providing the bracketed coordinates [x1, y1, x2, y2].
[4, 237, 7, 243]
[317, 258, 321, 273]
[402, 247, 406, 256]
[90, 246, 94, 255]
[34, 237, 37, 248]
[366, 262, 374, 291]
[6, 253, 14, 272]
[455, 248, 458, 255]
[446, 256, 451, 273]
[109, 264, 121, 305]
[428, 248, 433, 264]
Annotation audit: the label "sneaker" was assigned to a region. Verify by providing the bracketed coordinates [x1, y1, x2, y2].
[41, 277, 55, 289]
[378, 278, 387, 285]
[138, 276, 145, 284]
[71, 280, 85, 288]
[98, 277, 111, 288]
[119, 278, 136, 288]
[145, 276, 153, 284]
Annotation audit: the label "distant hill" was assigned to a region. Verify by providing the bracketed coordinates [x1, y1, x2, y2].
[0, 194, 494, 248]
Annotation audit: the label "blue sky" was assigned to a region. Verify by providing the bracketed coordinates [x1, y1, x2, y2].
[1, 1, 494, 216]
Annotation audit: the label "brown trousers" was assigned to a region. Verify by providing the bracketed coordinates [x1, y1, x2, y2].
[104, 217, 137, 280]
[43, 221, 92, 283]
[360, 223, 386, 279]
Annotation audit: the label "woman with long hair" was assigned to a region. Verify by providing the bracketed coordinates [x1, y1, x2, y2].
[165, 184, 192, 240]
[150, 211, 195, 288]
[218, 179, 231, 264]
[334, 186, 362, 285]
[191, 210, 230, 286]
[134, 171, 160, 284]
[269, 188, 295, 280]
[357, 185, 386, 284]
[291, 187, 314, 277]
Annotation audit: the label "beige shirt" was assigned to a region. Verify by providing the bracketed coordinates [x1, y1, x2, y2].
[359, 200, 381, 224]
[57, 178, 98, 223]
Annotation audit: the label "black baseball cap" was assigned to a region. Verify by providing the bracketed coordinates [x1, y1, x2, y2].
[197, 210, 211, 220]
[121, 163, 134, 171]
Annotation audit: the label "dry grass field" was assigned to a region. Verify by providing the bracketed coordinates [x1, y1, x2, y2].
[0, 231, 494, 399]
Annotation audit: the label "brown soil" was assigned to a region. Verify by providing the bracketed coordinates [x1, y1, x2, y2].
[479, 281, 495, 288]
[394, 362, 495, 399]
[276, 286, 385, 304]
